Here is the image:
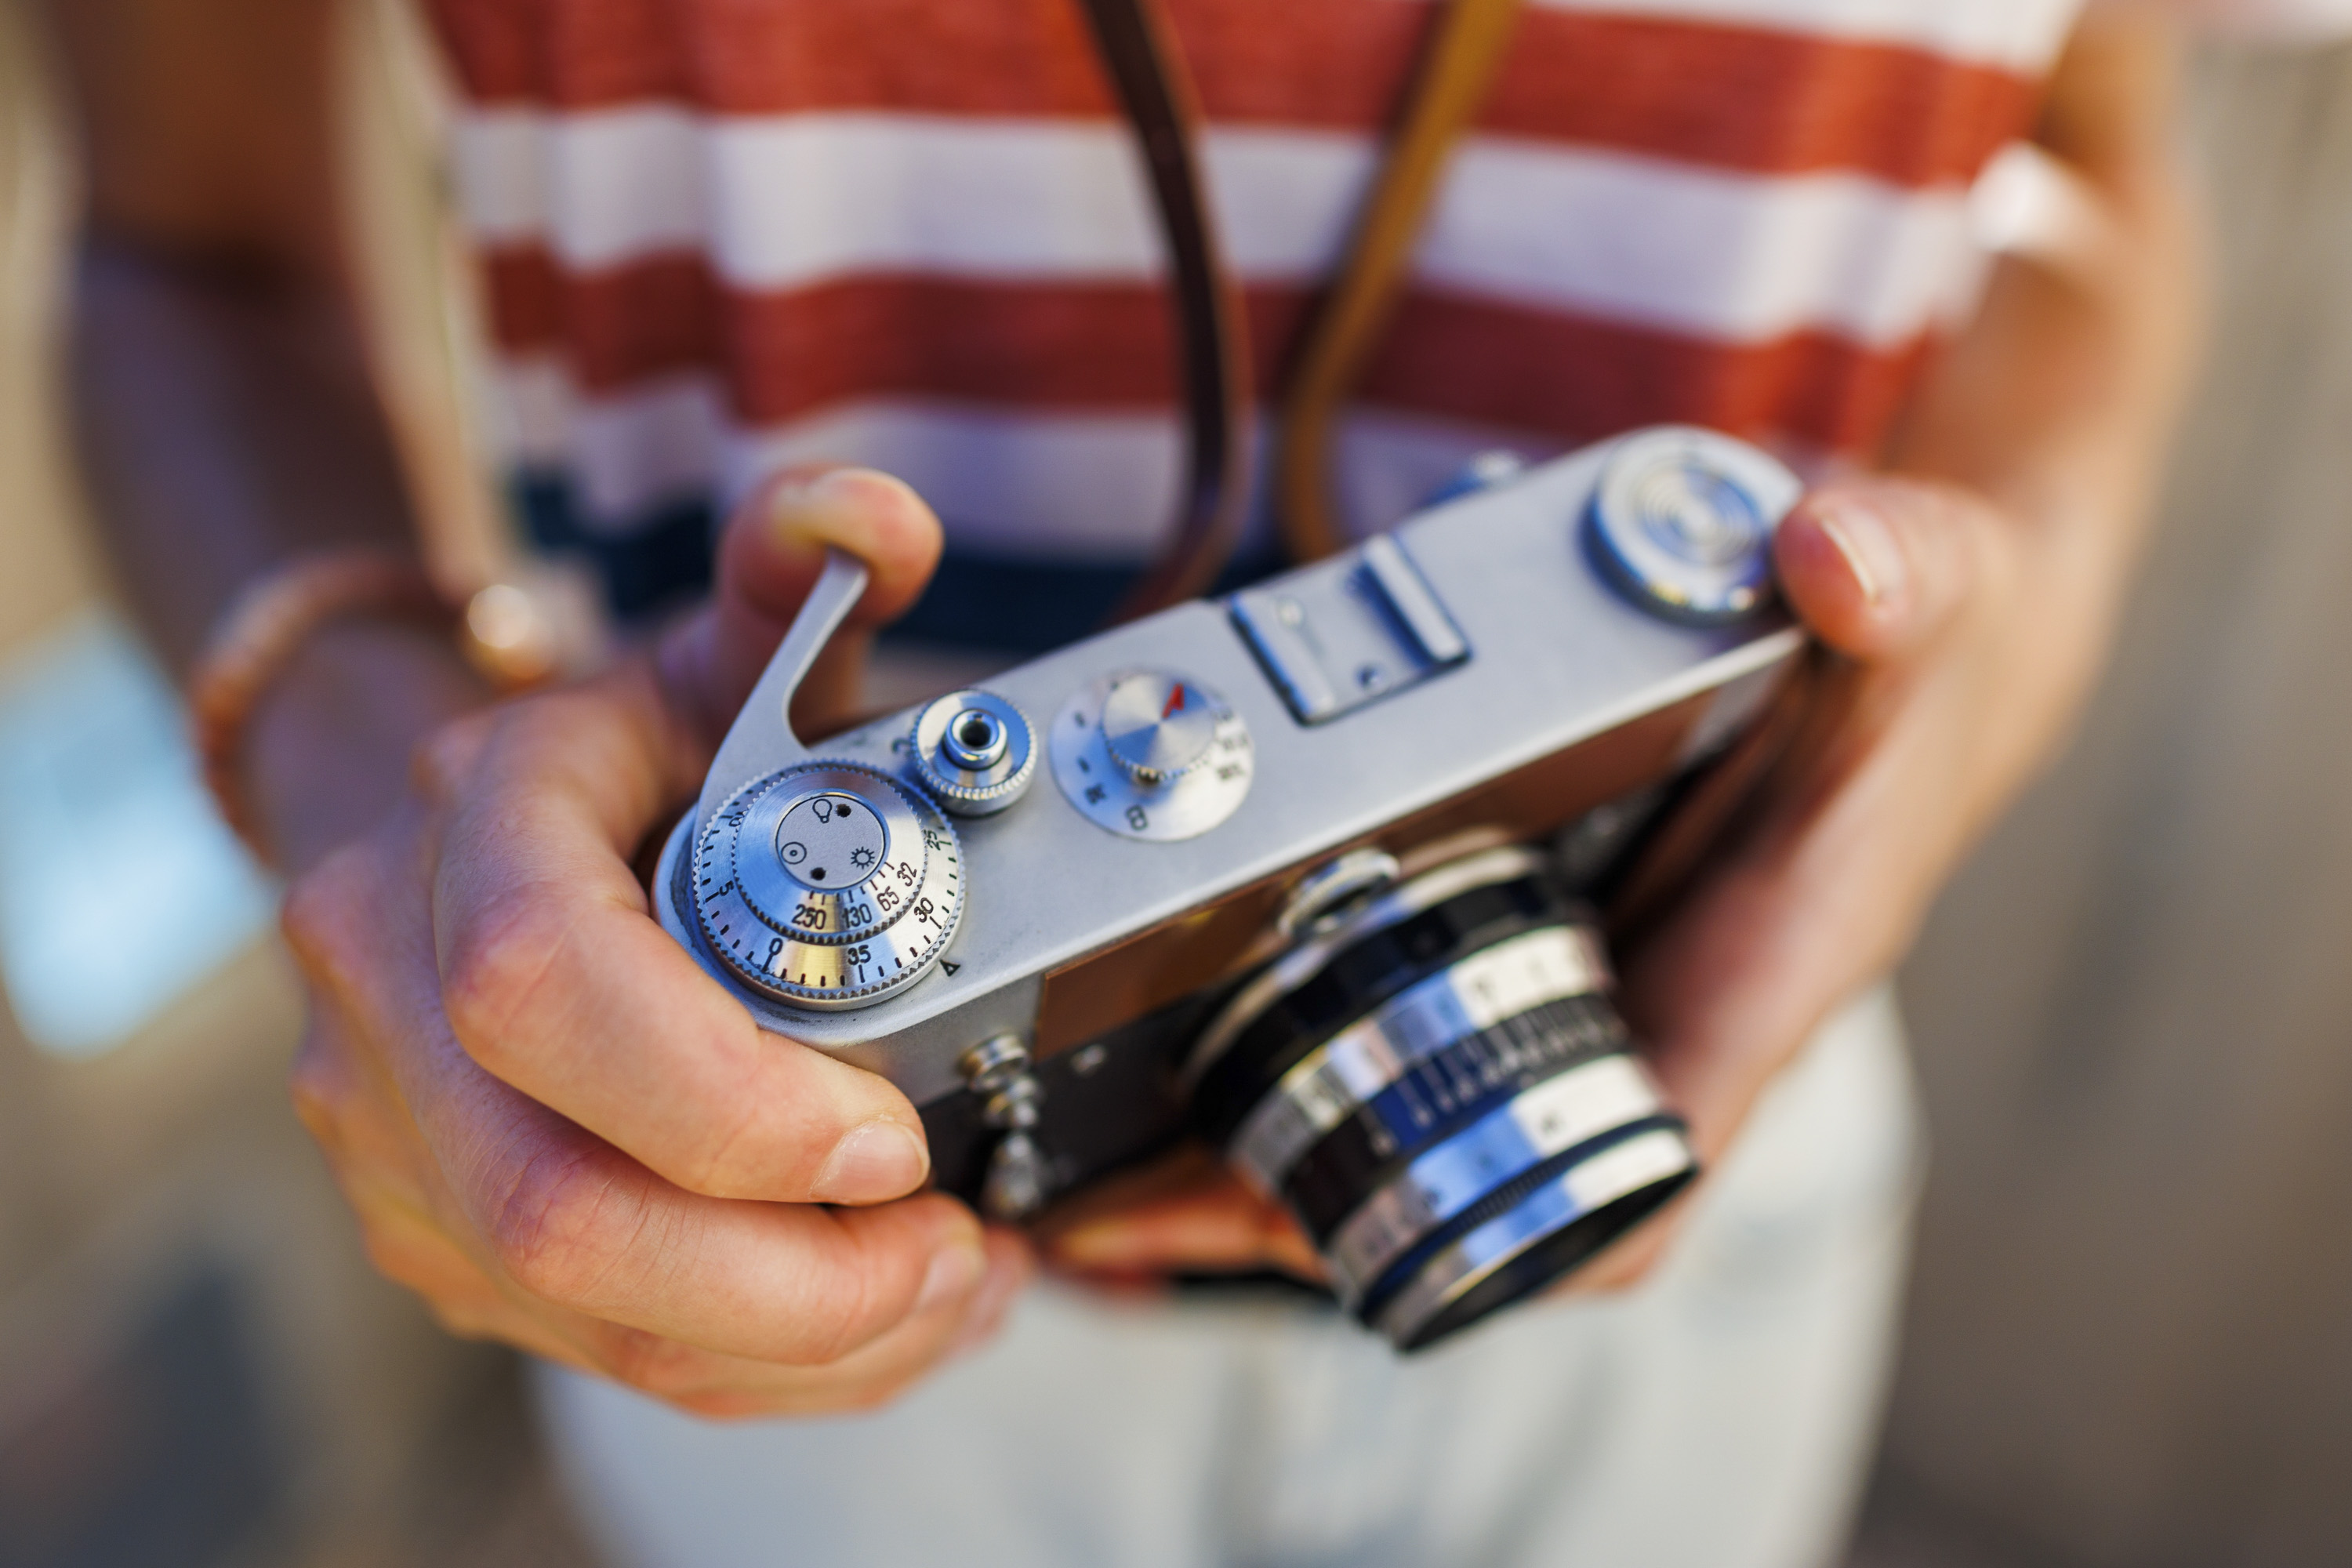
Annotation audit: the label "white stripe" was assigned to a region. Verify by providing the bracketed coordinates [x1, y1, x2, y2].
[449, 112, 547, 248]
[729, 401, 1190, 560]
[1422, 142, 1980, 347]
[710, 116, 1161, 285]
[571, 377, 727, 532]
[488, 362, 729, 533]
[494, 357, 1830, 556]
[453, 111, 1988, 350]
[491, 361, 1480, 550]
[485, 353, 571, 468]
[1528, 0, 2082, 72]
[492, 362, 1185, 550]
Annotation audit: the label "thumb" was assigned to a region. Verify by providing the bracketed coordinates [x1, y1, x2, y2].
[1773, 477, 1982, 662]
[661, 466, 946, 746]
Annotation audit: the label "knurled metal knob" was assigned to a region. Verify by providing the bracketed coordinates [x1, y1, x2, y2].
[689, 760, 964, 1011]
[1100, 672, 1221, 785]
[909, 689, 1036, 816]
[1586, 426, 1801, 625]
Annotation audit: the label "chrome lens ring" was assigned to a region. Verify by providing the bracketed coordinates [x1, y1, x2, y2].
[1373, 1126, 1697, 1351]
[1321, 1055, 1675, 1305]
[1185, 849, 1697, 1352]
[1276, 993, 1630, 1240]
[1225, 925, 1612, 1196]
[1184, 846, 1550, 1092]
[1189, 854, 1564, 1135]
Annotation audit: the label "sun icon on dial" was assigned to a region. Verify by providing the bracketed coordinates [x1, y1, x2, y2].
[849, 846, 876, 869]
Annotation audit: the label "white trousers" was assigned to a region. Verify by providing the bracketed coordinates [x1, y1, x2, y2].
[540, 985, 1918, 1568]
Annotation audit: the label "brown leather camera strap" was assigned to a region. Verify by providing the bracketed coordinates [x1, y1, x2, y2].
[1274, 0, 1526, 564]
[1076, 0, 1254, 620]
[1083, 0, 1526, 617]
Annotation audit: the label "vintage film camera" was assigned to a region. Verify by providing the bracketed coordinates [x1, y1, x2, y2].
[653, 426, 1804, 1351]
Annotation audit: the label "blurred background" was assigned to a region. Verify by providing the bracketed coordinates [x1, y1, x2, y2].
[2, 5, 2349, 1566]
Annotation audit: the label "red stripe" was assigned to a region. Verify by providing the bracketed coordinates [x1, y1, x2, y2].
[483, 249, 1933, 456]
[426, 0, 2038, 187]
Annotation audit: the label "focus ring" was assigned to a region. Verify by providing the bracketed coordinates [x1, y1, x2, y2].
[1192, 876, 1568, 1144]
[1184, 849, 1699, 1351]
[1330, 1052, 1682, 1313]
[1278, 993, 1629, 1242]
[1225, 924, 1612, 1195]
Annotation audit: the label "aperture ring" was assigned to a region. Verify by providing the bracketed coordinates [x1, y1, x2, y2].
[1278, 995, 1628, 1240]
[1185, 846, 1554, 1092]
[1323, 1054, 1671, 1305]
[1227, 925, 1612, 1195]
[1192, 876, 1570, 1143]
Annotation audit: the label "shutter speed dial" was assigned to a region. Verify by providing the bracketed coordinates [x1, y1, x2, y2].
[1051, 670, 1253, 841]
[691, 760, 963, 1011]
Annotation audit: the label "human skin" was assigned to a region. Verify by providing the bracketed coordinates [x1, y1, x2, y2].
[46, 1, 2198, 1411]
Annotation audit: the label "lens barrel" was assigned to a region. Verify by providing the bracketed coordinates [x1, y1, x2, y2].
[1185, 847, 1696, 1351]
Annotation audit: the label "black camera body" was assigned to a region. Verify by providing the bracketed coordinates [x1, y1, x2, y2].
[655, 426, 1803, 1348]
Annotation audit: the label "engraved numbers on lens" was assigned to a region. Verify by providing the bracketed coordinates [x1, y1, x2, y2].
[690, 760, 964, 1011]
[1050, 671, 1253, 842]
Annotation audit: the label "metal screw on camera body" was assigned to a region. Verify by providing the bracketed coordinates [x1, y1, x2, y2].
[961, 1033, 1051, 1221]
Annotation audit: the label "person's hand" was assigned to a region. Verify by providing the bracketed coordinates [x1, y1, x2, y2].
[1041, 471, 2101, 1293]
[283, 468, 1033, 1418]
[1573, 470, 2091, 1287]
[1043, 0, 2201, 1286]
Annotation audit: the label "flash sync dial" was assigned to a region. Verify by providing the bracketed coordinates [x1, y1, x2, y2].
[691, 760, 964, 1011]
[1100, 672, 1221, 784]
[1051, 670, 1253, 841]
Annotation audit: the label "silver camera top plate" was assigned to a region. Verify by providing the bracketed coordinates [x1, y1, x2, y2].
[656, 428, 1803, 1105]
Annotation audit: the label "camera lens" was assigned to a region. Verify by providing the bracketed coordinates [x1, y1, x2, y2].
[1185, 847, 1696, 1351]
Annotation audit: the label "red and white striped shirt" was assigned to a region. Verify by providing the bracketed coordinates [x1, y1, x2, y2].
[413, 0, 2335, 614]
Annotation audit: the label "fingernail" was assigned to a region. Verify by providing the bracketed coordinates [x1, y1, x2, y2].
[947, 1248, 1030, 1356]
[768, 467, 888, 531]
[1809, 498, 1905, 609]
[914, 1237, 985, 1316]
[812, 1120, 928, 1204]
[760, 470, 844, 555]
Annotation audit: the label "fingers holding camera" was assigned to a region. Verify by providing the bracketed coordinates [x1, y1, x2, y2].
[1039, 1149, 1325, 1285]
[341, 950, 1014, 1369]
[561, 1224, 1033, 1421]
[418, 666, 931, 1207]
[299, 1012, 1032, 1415]
[1621, 480, 2042, 1171]
[659, 465, 946, 747]
[1772, 477, 1993, 661]
[287, 779, 1025, 1374]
